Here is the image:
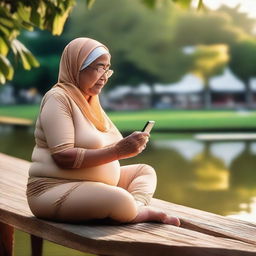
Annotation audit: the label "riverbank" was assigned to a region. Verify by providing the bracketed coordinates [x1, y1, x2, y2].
[0, 104, 256, 131]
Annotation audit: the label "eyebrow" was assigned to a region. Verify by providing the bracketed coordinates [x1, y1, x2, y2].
[96, 62, 111, 68]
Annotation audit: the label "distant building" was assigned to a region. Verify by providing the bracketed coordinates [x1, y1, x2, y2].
[209, 68, 246, 108]
[154, 74, 203, 109]
[105, 69, 256, 110]
[0, 84, 16, 105]
[106, 84, 151, 110]
[249, 78, 256, 108]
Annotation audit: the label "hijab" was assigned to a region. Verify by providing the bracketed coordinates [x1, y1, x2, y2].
[53, 37, 111, 132]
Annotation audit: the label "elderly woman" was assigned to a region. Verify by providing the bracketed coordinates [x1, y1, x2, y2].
[26, 38, 180, 226]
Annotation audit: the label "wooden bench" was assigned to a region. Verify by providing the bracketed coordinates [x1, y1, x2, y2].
[0, 152, 256, 256]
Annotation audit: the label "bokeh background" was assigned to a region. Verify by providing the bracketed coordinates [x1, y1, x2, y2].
[0, 0, 256, 255]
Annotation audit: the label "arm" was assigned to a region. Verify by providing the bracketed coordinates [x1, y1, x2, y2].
[52, 131, 149, 169]
[40, 92, 149, 169]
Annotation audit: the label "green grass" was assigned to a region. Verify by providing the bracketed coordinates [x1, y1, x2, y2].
[109, 109, 256, 131]
[0, 104, 39, 120]
[1, 104, 256, 131]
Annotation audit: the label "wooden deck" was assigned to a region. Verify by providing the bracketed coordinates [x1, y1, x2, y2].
[194, 133, 256, 141]
[0, 116, 33, 126]
[0, 152, 256, 256]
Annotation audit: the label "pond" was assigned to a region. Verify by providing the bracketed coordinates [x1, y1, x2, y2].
[1, 125, 256, 255]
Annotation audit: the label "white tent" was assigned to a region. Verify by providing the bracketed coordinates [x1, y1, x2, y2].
[209, 68, 245, 92]
[154, 74, 203, 94]
[107, 86, 132, 99]
[249, 78, 256, 91]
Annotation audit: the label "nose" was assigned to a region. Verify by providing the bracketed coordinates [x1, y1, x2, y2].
[100, 71, 108, 80]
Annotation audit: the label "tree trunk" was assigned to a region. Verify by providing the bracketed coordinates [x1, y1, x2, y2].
[245, 80, 253, 109]
[204, 81, 211, 109]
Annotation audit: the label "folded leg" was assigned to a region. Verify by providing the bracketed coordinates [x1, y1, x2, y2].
[118, 164, 157, 206]
[27, 181, 137, 223]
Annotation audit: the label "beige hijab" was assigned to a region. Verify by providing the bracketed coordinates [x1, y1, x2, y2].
[53, 37, 111, 132]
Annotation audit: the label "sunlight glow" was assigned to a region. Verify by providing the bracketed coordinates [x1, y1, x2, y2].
[192, 0, 256, 18]
[228, 197, 256, 223]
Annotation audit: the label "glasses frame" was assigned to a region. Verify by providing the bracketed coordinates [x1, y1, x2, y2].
[87, 65, 114, 78]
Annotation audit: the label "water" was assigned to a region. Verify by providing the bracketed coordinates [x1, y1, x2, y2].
[1, 125, 256, 255]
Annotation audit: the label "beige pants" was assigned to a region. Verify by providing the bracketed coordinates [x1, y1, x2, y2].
[27, 164, 156, 223]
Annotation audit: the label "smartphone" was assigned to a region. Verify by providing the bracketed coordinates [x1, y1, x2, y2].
[141, 121, 155, 133]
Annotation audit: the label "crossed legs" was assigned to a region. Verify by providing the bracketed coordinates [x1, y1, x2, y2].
[27, 164, 180, 226]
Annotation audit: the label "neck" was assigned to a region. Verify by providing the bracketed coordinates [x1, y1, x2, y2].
[80, 90, 90, 101]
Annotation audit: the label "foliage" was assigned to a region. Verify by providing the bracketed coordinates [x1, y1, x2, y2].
[0, 0, 204, 85]
[173, 12, 247, 47]
[229, 39, 256, 83]
[0, 0, 75, 84]
[229, 39, 256, 106]
[12, 30, 67, 94]
[67, 0, 192, 86]
[191, 44, 229, 82]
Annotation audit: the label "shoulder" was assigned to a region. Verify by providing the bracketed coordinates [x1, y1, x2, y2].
[42, 88, 71, 107]
[40, 88, 73, 114]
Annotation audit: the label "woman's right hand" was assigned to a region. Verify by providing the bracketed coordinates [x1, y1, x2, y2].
[114, 131, 149, 160]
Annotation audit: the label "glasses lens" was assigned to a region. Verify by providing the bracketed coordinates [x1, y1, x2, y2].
[106, 69, 113, 78]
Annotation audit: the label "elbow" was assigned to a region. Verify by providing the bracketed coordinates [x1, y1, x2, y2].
[52, 149, 76, 169]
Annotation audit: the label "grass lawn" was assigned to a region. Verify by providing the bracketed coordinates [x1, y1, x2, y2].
[0, 104, 256, 131]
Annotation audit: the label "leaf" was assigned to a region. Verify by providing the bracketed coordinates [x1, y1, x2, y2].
[0, 24, 11, 36]
[141, 0, 157, 8]
[0, 55, 14, 80]
[23, 50, 40, 68]
[0, 37, 9, 56]
[0, 17, 14, 28]
[86, 0, 96, 9]
[11, 39, 39, 70]
[172, 0, 193, 9]
[0, 70, 6, 84]
[17, 2, 31, 23]
[52, 13, 66, 35]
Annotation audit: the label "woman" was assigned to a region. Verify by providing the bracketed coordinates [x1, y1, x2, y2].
[26, 37, 180, 226]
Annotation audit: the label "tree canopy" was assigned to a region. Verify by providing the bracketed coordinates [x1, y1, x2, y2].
[0, 0, 203, 85]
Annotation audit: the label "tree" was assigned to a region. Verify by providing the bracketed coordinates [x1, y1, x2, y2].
[173, 12, 246, 47]
[190, 44, 229, 108]
[0, 0, 75, 84]
[0, 0, 202, 85]
[67, 0, 192, 88]
[12, 29, 68, 95]
[229, 39, 256, 108]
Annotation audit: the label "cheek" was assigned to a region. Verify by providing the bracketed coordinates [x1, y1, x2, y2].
[79, 74, 94, 89]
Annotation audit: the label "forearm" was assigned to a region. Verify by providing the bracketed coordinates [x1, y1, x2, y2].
[52, 131, 149, 169]
[52, 146, 118, 169]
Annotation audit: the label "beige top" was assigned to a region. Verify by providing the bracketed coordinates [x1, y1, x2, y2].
[29, 88, 123, 186]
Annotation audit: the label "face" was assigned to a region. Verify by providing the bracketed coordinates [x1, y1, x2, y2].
[78, 54, 111, 98]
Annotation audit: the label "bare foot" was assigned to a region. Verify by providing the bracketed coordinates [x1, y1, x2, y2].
[131, 206, 180, 226]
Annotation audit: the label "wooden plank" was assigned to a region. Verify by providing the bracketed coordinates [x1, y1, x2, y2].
[0, 153, 256, 256]
[0, 116, 33, 126]
[194, 133, 256, 141]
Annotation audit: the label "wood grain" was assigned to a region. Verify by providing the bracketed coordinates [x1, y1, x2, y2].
[0, 153, 256, 256]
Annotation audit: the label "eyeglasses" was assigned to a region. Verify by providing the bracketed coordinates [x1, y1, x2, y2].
[87, 65, 114, 78]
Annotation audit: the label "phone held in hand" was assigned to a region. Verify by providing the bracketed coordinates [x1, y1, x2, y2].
[141, 121, 155, 133]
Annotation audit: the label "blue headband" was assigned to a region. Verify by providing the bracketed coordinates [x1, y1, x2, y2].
[80, 46, 109, 71]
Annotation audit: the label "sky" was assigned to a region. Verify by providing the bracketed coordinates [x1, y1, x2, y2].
[192, 0, 256, 18]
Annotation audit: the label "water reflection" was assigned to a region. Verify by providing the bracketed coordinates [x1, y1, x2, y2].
[122, 136, 256, 221]
[1, 125, 256, 222]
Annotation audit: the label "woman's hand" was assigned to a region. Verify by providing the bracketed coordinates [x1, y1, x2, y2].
[114, 131, 149, 160]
